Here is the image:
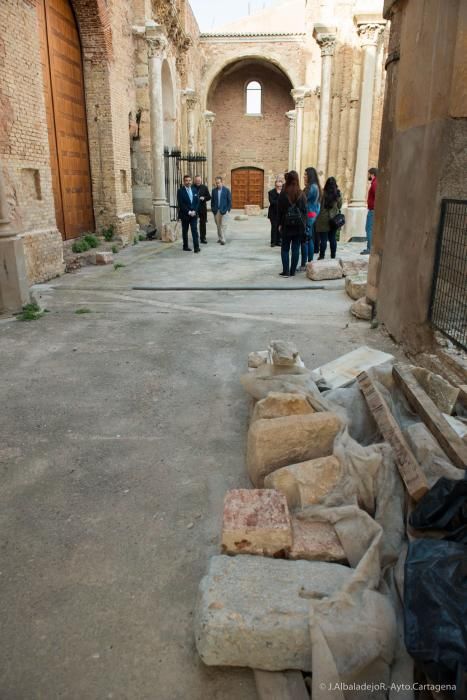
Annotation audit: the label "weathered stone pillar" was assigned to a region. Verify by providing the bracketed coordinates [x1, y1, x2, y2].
[285, 110, 296, 172]
[0, 160, 29, 313]
[184, 89, 198, 154]
[146, 21, 170, 231]
[204, 111, 215, 188]
[291, 87, 310, 176]
[313, 25, 337, 181]
[346, 15, 385, 236]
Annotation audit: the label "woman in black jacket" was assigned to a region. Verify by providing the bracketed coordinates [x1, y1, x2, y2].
[314, 177, 343, 259]
[277, 170, 307, 277]
[268, 177, 283, 247]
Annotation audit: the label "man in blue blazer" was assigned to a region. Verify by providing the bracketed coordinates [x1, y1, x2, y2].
[211, 176, 232, 245]
[177, 174, 200, 253]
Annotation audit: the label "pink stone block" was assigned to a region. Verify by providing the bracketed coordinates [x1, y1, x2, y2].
[288, 517, 346, 562]
[222, 489, 292, 557]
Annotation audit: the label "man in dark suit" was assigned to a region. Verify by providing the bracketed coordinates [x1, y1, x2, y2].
[177, 174, 200, 253]
[210, 176, 232, 245]
[193, 174, 211, 244]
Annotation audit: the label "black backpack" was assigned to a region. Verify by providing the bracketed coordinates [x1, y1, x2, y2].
[285, 202, 305, 230]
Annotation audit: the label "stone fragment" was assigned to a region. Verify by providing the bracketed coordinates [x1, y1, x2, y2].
[443, 414, 467, 440]
[234, 214, 249, 221]
[404, 423, 462, 487]
[94, 251, 114, 265]
[264, 455, 341, 509]
[247, 413, 342, 487]
[251, 392, 315, 422]
[244, 204, 262, 216]
[339, 257, 369, 276]
[194, 554, 353, 670]
[221, 489, 292, 557]
[161, 224, 177, 242]
[248, 350, 269, 368]
[288, 517, 346, 562]
[411, 367, 460, 415]
[269, 339, 299, 366]
[310, 346, 394, 389]
[350, 297, 372, 320]
[345, 274, 367, 300]
[306, 260, 343, 280]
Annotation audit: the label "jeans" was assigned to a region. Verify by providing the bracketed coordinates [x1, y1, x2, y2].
[319, 230, 337, 258]
[301, 236, 314, 267]
[181, 216, 199, 250]
[365, 209, 374, 251]
[281, 233, 301, 275]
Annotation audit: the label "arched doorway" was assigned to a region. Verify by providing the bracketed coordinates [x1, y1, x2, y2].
[38, 0, 94, 239]
[231, 167, 264, 209]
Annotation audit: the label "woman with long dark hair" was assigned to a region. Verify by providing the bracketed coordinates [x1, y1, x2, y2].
[300, 166, 322, 270]
[277, 170, 307, 277]
[314, 176, 342, 259]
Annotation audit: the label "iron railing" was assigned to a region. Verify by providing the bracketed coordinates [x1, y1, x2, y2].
[430, 198, 467, 350]
[164, 148, 207, 221]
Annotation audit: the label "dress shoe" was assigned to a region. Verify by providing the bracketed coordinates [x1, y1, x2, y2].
[201, 239, 207, 244]
[194, 248, 200, 253]
[279, 272, 289, 277]
[183, 246, 192, 252]
[220, 241, 225, 245]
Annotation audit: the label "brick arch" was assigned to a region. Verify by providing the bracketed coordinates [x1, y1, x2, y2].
[70, 0, 112, 62]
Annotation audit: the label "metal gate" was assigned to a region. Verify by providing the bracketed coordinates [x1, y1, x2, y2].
[429, 199, 467, 350]
[164, 148, 207, 222]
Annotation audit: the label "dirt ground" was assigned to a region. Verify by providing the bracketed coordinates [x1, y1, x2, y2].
[0, 214, 400, 699]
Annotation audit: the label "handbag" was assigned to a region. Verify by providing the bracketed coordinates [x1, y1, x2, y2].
[330, 211, 345, 230]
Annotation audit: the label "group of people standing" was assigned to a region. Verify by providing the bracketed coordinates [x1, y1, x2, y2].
[177, 175, 232, 252]
[268, 168, 343, 277]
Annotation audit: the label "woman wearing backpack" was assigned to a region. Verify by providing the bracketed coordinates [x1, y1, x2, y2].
[300, 166, 321, 270]
[315, 177, 343, 259]
[277, 170, 307, 277]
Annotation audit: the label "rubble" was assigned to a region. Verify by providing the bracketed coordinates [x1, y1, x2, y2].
[248, 350, 269, 368]
[264, 456, 341, 510]
[411, 366, 460, 415]
[339, 257, 369, 277]
[94, 251, 113, 265]
[247, 413, 343, 487]
[305, 260, 343, 281]
[269, 339, 300, 366]
[251, 392, 314, 422]
[350, 296, 372, 320]
[345, 274, 367, 300]
[288, 517, 346, 562]
[221, 489, 292, 557]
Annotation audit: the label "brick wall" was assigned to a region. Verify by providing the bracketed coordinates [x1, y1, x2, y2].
[209, 63, 295, 202]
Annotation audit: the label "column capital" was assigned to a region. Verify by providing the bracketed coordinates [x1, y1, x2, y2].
[183, 88, 198, 110]
[354, 15, 386, 47]
[204, 110, 216, 125]
[313, 24, 337, 56]
[291, 86, 311, 108]
[285, 109, 296, 122]
[145, 21, 168, 58]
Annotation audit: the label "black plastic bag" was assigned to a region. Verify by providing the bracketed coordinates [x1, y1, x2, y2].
[404, 539, 467, 698]
[409, 476, 467, 543]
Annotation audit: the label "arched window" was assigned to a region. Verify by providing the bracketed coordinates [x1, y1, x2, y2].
[246, 81, 262, 115]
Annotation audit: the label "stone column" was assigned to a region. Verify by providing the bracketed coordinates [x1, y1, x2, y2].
[291, 87, 310, 176]
[285, 110, 296, 172]
[184, 89, 198, 154]
[313, 25, 337, 180]
[0, 160, 29, 313]
[146, 22, 169, 231]
[204, 111, 215, 188]
[346, 16, 386, 237]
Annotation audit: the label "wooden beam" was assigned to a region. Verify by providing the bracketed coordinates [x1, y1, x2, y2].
[357, 370, 429, 501]
[393, 364, 467, 469]
[254, 670, 309, 700]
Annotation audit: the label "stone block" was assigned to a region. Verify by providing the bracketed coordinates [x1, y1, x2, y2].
[350, 297, 372, 320]
[412, 367, 460, 415]
[269, 339, 299, 366]
[235, 214, 249, 221]
[306, 260, 343, 281]
[221, 489, 292, 557]
[404, 422, 462, 486]
[248, 350, 270, 368]
[264, 455, 341, 510]
[310, 346, 394, 389]
[251, 392, 314, 422]
[247, 413, 342, 487]
[161, 224, 177, 242]
[345, 274, 367, 300]
[288, 517, 346, 562]
[244, 204, 262, 216]
[94, 251, 114, 265]
[339, 257, 369, 277]
[194, 554, 353, 670]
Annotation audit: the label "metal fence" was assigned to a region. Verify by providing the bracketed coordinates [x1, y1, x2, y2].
[164, 148, 207, 222]
[430, 198, 467, 350]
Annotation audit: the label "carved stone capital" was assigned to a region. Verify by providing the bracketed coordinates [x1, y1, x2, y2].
[183, 89, 198, 110]
[204, 110, 216, 126]
[313, 24, 337, 57]
[291, 86, 311, 109]
[354, 14, 386, 47]
[145, 22, 167, 59]
[285, 109, 296, 123]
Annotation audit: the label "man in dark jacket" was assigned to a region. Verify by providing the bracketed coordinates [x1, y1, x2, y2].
[193, 174, 211, 244]
[177, 174, 200, 253]
[211, 176, 232, 245]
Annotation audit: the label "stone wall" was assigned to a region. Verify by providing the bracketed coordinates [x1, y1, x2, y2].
[370, 0, 467, 352]
[208, 63, 295, 200]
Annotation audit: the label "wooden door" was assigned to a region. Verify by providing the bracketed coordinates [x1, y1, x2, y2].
[38, 0, 94, 239]
[231, 168, 264, 209]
